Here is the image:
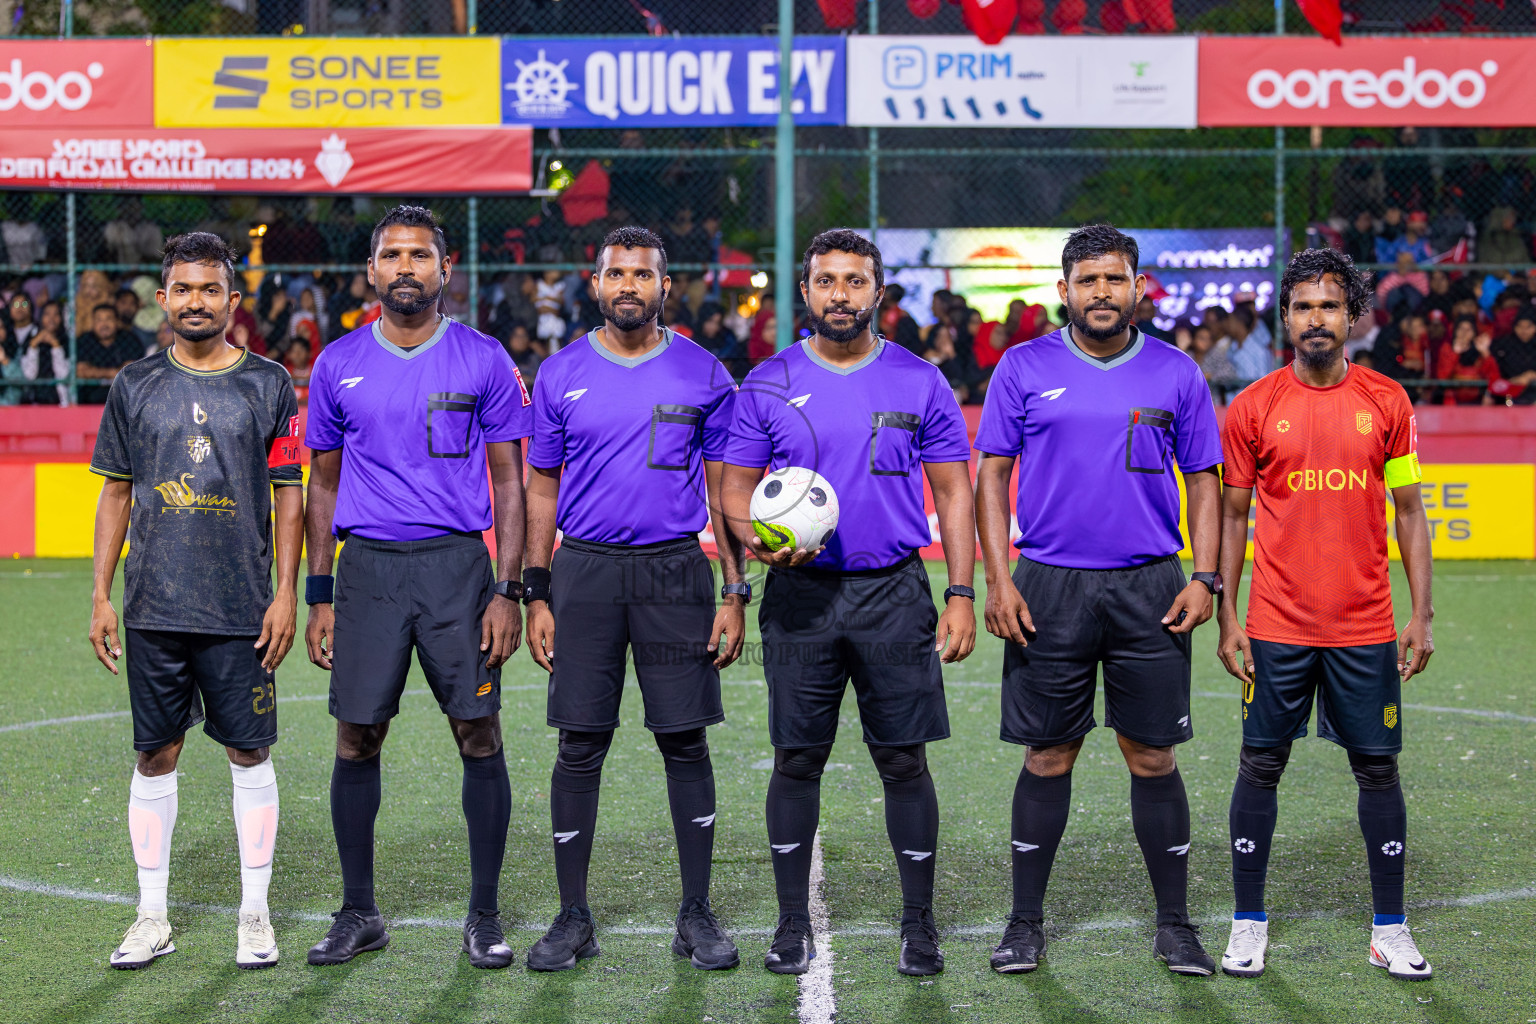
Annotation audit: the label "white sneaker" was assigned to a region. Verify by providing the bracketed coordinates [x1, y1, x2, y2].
[237, 911, 280, 969]
[1370, 922, 1432, 980]
[110, 911, 175, 969]
[1221, 917, 1269, 977]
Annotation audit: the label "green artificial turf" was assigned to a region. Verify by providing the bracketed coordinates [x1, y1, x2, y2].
[0, 558, 1532, 1023]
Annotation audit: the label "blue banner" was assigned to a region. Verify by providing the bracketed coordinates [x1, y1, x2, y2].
[501, 37, 845, 127]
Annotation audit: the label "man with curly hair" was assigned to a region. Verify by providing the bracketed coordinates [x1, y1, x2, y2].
[1215, 247, 1436, 981]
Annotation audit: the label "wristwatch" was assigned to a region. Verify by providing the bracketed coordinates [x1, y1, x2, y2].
[721, 582, 752, 604]
[1191, 572, 1224, 596]
[493, 580, 526, 601]
[943, 585, 976, 603]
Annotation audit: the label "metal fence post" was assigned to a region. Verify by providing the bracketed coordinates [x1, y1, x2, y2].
[467, 197, 480, 331]
[774, 0, 795, 352]
[66, 192, 78, 405]
[867, 0, 879, 244]
[1272, 0, 1286, 363]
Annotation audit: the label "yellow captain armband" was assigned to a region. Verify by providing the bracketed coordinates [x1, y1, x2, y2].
[1384, 452, 1422, 489]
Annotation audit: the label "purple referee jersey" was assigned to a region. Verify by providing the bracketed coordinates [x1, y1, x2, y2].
[526, 329, 736, 545]
[306, 316, 534, 541]
[725, 338, 971, 571]
[974, 326, 1222, 569]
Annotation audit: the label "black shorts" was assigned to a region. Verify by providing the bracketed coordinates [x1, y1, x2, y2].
[759, 553, 949, 750]
[547, 536, 723, 734]
[1000, 555, 1192, 749]
[330, 532, 498, 725]
[125, 628, 277, 751]
[1244, 639, 1403, 755]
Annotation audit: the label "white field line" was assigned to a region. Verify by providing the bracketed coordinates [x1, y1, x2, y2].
[1, 873, 1530, 938]
[798, 829, 836, 1024]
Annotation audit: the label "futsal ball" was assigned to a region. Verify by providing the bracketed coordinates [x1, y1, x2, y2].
[750, 467, 840, 552]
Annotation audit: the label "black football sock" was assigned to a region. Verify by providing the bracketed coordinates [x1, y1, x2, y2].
[550, 730, 611, 912]
[766, 768, 820, 921]
[873, 749, 939, 926]
[1229, 776, 1279, 915]
[330, 753, 381, 914]
[656, 729, 716, 903]
[1130, 768, 1191, 928]
[461, 748, 511, 915]
[1357, 782, 1407, 917]
[1010, 765, 1072, 920]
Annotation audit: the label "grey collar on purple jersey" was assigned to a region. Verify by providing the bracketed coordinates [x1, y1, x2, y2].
[371, 314, 452, 360]
[1062, 324, 1144, 371]
[587, 327, 673, 368]
[800, 335, 886, 376]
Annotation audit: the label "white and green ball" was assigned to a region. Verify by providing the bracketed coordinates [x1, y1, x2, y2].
[750, 466, 840, 552]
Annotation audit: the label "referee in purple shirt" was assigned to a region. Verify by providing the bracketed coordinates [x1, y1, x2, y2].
[721, 229, 978, 978]
[521, 227, 746, 972]
[974, 224, 1223, 977]
[301, 206, 532, 970]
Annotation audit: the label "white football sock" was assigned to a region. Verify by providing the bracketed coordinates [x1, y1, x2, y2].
[128, 769, 178, 915]
[231, 759, 279, 917]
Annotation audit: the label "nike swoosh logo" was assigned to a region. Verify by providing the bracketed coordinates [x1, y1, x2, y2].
[252, 949, 272, 959]
[1011, 841, 1040, 853]
[136, 825, 151, 850]
[1168, 843, 1191, 855]
[554, 830, 580, 844]
[692, 814, 716, 827]
[902, 850, 933, 861]
[771, 843, 800, 854]
[252, 823, 266, 851]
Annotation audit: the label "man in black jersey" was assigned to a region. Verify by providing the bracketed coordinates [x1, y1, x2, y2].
[89, 233, 303, 970]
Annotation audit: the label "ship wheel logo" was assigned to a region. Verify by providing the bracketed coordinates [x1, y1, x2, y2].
[508, 49, 578, 119]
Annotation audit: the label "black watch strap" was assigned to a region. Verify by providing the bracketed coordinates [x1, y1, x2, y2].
[1191, 571, 1223, 595]
[943, 585, 976, 602]
[494, 580, 525, 601]
[721, 582, 752, 604]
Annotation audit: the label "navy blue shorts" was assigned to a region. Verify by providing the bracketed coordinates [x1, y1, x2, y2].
[125, 628, 276, 751]
[1244, 639, 1402, 755]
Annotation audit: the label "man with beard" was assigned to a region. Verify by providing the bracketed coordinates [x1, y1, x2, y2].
[521, 226, 746, 972]
[1216, 247, 1435, 981]
[721, 229, 978, 977]
[974, 223, 1223, 977]
[302, 206, 532, 969]
[88, 232, 303, 969]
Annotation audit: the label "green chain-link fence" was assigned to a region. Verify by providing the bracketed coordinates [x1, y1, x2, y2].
[3, 0, 1535, 404]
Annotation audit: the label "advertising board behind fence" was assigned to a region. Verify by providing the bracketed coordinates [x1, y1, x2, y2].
[846, 36, 1197, 128]
[500, 37, 845, 127]
[0, 127, 531, 194]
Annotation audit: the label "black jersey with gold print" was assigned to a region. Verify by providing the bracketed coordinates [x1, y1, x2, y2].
[90, 347, 302, 634]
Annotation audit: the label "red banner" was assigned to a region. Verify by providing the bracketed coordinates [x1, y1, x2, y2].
[0, 39, 154, 128]
[0, 127, 531, 193]
[1198, 37, 1536, 127]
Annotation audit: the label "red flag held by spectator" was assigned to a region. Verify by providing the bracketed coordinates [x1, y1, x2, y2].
[962, 0, 1018, 45]
[815, 0, 858, 29]
[558, 160, 610, 228]
[1015, 0, 1046, 33]
[1295, 0, 1343, 44]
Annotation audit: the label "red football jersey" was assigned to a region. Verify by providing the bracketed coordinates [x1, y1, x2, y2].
[1222, 363, 1421, 647]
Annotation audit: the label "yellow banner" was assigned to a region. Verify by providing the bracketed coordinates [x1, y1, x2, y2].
[154, 37, 500, 128]
[1177, 463, 1535, 561]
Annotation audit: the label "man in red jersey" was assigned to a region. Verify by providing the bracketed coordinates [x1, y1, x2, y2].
[1215, 248, 1435, 983]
